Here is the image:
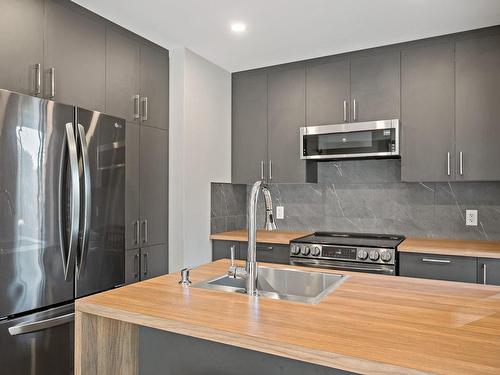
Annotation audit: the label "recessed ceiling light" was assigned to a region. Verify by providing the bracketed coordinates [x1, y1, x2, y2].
[231, 22, 247, 33]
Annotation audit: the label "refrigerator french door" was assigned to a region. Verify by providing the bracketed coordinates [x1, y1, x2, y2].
[0, 89, 125, 375]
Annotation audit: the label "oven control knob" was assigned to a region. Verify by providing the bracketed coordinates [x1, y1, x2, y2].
[369, 250, 380, 261]
[380, 251, 392, 262]
[301, 245, 311, 256]
[310, 245, 321, 256]
[357, 249, 368, 260]
[290, 244, 301, 255]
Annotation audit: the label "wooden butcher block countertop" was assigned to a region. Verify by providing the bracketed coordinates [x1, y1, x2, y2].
[399, 237, 500, 259]
[209, 229, 312, 244]
[76, 260, 500, 375]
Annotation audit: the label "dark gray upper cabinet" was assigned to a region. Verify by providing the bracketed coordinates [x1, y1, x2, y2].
[401, 42, 455, 182]
[306, 57, 350, 125]
[106, 27, 140, 123]
[125, 123, 140, 250]
[267, 65, 306, 183]
[350, 50, 400, 122]
[140, 126, 167, 246]
[232, 71, 268, 184]
[140, 44, 169, 129]
[456, 33, 500, 181]
[477, 258, 500, 286]
[44, 0, 106, 111]
[0, 0, 43, 96]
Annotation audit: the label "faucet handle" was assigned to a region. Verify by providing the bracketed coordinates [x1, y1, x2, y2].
[230, 245, 236, 267]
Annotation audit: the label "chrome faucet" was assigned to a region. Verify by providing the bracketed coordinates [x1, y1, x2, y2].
[228, 180, 276, 295]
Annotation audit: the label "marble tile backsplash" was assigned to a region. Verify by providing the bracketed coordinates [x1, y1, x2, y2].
[211, 160, 500, 240]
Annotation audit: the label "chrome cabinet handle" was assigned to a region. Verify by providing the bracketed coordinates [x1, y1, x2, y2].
[133, 94, 140, 120]
[143, 252, 148, 276]
[260, 161, 265, 180]
[352, 99, 357, 121]
[447, 152, 451, 176]
[141, 97, 148, 121]
[49, 67, 55, 98]
[256, 245, 273, 251]
[76, 124, 92, 279]
[343, 100, 348, 122]
[483, 263, 487, 285]
[142, 219, 148, 243]
[62, 123, 80, 281]
[34, 63, 41, 95]
[9, 313, 74, 336]
[134, 219, 140, 244]
[268, 160, 273, 180]
[422, 258, 451, 264]
[459, 152, 464, 176]
[133, 253, 139, 279]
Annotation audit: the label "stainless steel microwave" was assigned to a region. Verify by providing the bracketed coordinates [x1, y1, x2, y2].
[300, 119, 400, 160]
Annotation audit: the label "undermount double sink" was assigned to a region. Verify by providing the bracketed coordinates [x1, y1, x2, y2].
[192, 266, 348, 304]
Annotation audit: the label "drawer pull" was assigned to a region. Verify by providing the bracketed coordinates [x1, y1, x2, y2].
[257, 246, 273, 251]
[482, 263, 487, 285]
[422, 258, 451, 264]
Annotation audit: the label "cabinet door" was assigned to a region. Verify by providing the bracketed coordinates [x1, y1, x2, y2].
[140, 126, 167, 246]
[306, 58, 350, 125]
[477, 258, 500, 286]
[350, 50, 400, 122]
[125, 123, 140, 250]
[212, 241, 240, 261]
[140, 44, 169, 129]
[268, 65, 306, 183]
[456, 33, 500, 181]
[399, 253, 477, 283]
[44, 0, 105, 111]
[106, 27, 140, 122]
[239, 242, 290, 264]
[232, 71, 268, 184]
[0, 0, 43, 95]
[125, 249, 140, 284]
[401, 42, 455, 182]
[141, 245, 166, 280]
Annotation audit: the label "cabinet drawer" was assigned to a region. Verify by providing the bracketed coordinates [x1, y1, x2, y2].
[239, 242, 290, 264]
[399, 252, 477, 283]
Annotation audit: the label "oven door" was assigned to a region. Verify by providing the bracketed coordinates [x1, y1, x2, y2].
[300, 119, 399, 160]
[290, 257, 396, 276]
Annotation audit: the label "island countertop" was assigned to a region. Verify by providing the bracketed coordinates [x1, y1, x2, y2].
[76, 260, 500, 375]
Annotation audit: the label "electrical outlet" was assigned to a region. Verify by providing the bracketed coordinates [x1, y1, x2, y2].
[466, 209, 478, 226]
[276, 206, 284, 220]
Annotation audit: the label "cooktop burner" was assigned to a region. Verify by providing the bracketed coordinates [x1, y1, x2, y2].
[292, 231, 405, 249]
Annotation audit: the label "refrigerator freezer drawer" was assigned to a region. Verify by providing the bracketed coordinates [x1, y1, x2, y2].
[0, 303, 74, 375]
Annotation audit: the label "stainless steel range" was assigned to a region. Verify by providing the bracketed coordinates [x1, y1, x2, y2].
[290, 232, 405, 275]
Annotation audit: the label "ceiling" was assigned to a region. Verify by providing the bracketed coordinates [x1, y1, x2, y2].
[74, 0, 500, 72]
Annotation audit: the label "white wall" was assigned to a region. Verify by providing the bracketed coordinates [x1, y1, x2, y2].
[169, 48, 231, 272]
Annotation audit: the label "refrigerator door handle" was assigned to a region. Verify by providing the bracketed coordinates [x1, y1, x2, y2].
[8, 313, 75, 336]
[60, 123, 80, 281]
[76, 124, 92, 279]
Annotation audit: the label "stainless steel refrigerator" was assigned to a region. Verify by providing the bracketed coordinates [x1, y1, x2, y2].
[0, 89, 125, 374]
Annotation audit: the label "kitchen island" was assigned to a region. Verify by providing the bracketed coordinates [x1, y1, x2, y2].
[75, 260, 500, 375]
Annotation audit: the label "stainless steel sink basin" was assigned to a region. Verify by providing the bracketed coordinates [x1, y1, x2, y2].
[192, 266, 348, 304]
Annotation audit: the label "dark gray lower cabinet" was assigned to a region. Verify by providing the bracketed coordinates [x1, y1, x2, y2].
[212, 240, 290, 264]
[399, 253, 477, 283]
[125, 245, 166, 284]
[212, 241, 241, 261]
[125, 249, 140, 284]
[477, 258, 500, 286]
